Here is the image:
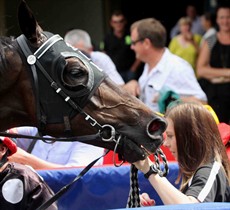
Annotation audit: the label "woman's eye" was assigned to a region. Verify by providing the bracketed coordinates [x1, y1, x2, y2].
[166, 134, 173, 139]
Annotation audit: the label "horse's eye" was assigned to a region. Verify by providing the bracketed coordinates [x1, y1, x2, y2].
[69, 68, 84, 78]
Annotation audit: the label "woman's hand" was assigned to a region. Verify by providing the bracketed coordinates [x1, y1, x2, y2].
[140, 192, 155, 206]
[133, 157, 153, 174]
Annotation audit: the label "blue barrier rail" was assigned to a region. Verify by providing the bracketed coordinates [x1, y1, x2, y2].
[37, 163, 230, 210]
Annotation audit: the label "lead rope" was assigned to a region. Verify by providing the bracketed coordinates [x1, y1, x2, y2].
[126, 164, 141, 208]
[126, 148, 169, 208]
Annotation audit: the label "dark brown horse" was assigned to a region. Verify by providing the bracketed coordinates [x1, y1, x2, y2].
[0, 0, 167, 163]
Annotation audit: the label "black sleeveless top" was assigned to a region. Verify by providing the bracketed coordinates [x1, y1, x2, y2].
[207, 34, 230, 69]
[200, 34, 230, 123]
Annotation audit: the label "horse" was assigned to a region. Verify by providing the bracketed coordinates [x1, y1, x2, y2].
[0, 0, 167, 164]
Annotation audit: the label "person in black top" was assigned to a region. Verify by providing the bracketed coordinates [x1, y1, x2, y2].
[100, 10, 143, 82]
[197, 2, 230, 124]
[133, 102, 230, 206]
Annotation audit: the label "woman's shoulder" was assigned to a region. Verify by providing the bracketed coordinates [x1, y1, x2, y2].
[205, 34, 217, 50]
[194, 161, 225, 180]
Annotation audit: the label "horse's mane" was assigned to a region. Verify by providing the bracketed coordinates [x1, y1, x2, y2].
[0, 36, 16, 73]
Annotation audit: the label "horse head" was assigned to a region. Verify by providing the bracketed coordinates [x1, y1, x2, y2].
[0, 0, 167, 163]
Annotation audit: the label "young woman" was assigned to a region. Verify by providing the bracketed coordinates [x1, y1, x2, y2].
[134, 102, 230, 205]
[169, 17, 202, 71]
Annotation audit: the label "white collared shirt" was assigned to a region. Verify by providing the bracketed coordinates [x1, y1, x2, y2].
[15, 126, 104, 167]
[138, 48, 207, 112]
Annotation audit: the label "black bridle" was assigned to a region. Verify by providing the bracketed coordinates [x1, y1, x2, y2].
[0, 31, 126, 161]
[15, 32, 127, 209]
[15, 32, 126, 146]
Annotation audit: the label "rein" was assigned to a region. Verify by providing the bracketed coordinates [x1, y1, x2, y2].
[36, 149, 110, 210]
[0, 131, 100, 142]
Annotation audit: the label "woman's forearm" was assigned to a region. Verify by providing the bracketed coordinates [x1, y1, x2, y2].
[148, 174, 199, 204]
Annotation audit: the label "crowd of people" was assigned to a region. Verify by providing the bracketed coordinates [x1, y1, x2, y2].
[1, 0, 230, 209]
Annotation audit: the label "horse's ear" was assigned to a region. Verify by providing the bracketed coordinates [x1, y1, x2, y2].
[18, 0, 41, 43]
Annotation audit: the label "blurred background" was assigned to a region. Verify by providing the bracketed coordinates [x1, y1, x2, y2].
[0, 0, 218, 48]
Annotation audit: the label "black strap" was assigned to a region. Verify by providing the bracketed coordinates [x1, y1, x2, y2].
[0, 131, 100, 143]
[26, 132, 40, 153]
[16, 35, 42, 130]
[36, 149, 110, 210]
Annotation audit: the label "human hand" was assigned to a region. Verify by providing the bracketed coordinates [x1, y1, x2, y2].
[140, 192, 155, 206]
[122, 80, 140, 97]
[133, 157, 152, 174]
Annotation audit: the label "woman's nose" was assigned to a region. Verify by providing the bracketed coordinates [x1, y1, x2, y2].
[163, 133, 169, 147]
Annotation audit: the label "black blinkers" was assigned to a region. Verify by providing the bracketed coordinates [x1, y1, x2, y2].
[17, 31, 106, 127]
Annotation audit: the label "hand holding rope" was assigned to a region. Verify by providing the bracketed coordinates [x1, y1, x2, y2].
[126, 148, 169, 208]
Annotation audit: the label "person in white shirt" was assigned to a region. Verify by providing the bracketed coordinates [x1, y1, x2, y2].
[8, 126, 105, 169]
[64, 29, 125, 85]
[123, 18, 207, 113]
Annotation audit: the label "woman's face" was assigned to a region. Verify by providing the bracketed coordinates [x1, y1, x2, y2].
[216, 8, 230, 32]
[179, 23, 191, 34]
[163, 118, 178, 160]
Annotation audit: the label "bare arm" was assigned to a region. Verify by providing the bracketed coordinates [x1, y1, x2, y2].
[134, 158, 199, 205]
[148, 174, 199, 204]
[196, 40, 230, 80]
[8, 147, 64, 170]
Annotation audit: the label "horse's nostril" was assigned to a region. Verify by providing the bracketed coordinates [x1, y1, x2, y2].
[148, 118, 167, 136]
[149, 121, 161, 132]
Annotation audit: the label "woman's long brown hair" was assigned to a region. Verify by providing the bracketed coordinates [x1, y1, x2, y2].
[165, 102, 230, 190]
